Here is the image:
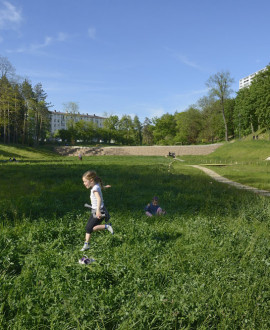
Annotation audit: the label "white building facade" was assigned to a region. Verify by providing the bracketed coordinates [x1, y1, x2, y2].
[239, 67, 267, 89]
[49, 110, 106, 135]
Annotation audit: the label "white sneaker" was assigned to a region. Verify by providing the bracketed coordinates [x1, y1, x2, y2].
[79, 256, 95, 265]
[80, 242, 90, 251]
[106, 224, 114, 235]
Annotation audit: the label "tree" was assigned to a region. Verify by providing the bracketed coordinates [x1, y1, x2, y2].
[152, 113, 176, 145]
[63, 102, 79, 145]
[142, 117, 154, 145]
[175, 107, 203, 144]
[33, 83, 50, 144]
[133, 115, 142, 145]
[0, 75, 13, 143]
[251, 65, 270, 136]
[118, 115, 134, 145]
[10, 83, 24, 143]
[0, 55, 15, 79]
[197, 96, 223, 142]
[206, 71, 234, 142]
[103, 115, 120, 143]
[21, 79, 35, 144]
[103, 115, 119, 130]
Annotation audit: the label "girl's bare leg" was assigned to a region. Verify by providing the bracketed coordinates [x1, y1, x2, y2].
[93, 224, 106, 231]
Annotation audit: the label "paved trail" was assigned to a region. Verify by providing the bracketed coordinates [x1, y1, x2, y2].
[190, 165, 270, 197]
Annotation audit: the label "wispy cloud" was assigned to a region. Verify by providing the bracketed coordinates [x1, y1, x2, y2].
[6, 32, 70, 54]
[88, 27, 96, 40]
[149, 107, 166, 119]
[175, 88, 208, 98]
[165, 47, 204, 71]
[0, 1, 22, 29]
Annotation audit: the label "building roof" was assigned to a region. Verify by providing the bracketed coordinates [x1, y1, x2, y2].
[49, 110, 106, 119]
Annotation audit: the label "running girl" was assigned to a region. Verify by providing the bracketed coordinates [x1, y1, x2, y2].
[80, 170, 113, 251]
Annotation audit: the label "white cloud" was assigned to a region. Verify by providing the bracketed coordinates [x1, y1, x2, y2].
[88, 27, 96, 40]
[57, 32, 68, 42]
[0, 1, 22, 29]
[7, 32, 70, 54]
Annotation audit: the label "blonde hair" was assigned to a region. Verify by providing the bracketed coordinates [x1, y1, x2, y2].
[82, 170, 103, 188]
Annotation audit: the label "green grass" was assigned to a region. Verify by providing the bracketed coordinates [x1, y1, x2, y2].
[1, 143, 270, 329]
[180, 140, 270, 191]
[0, 143, 59, 160]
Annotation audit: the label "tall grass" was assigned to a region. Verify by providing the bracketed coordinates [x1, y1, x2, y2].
[1, 146, 270, 329]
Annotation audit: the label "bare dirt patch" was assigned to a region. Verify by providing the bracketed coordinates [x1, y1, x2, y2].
[55, 144, 223, 157]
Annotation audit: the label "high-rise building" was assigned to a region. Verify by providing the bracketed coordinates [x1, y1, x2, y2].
[239, 67, 266, 89]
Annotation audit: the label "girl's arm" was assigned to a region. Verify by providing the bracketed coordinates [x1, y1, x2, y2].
[104, 185, 111, 189]
[94, 191, 102, 218]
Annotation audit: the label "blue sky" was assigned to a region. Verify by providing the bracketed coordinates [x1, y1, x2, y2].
[1, 0, 269, 122]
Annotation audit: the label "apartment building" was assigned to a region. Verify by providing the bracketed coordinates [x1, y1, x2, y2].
[49, 110, 106, 134]
[239, 67, 266, 89]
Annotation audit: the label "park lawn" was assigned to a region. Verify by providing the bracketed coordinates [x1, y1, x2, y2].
[1, 146, 270, 329]
[201, 163, 270, 191]
[180, 140, 270, 191]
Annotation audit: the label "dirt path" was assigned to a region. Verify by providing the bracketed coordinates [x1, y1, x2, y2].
[190, 164, 270, 197]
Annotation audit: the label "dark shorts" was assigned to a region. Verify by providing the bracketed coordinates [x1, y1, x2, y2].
[85, 206, 110, 234]
[85, 214, 102, 234]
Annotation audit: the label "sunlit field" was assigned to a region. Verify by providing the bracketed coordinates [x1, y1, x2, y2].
[1, 144, 270, 329]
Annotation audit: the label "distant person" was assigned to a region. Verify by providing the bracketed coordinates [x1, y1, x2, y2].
[145, 196, 166, 217]
[80, 170, 113, 251]
[78, 153, 82, 161]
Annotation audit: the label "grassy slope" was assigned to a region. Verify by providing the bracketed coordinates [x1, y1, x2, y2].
[181, 140, 270, 191]
[1, 144, 270, 329]
[0, 143, 60, 160]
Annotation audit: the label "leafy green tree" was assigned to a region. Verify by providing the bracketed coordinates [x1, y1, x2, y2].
[206, 71, 234, 142]
[54, 129, 72, 143]
[11, 83, 24, 143]
[251, 65, 270, 135]
[152, 113, 176, 145]
[234, 87, 258, 137]
[75, 120, 97, 143]
[197, 96, 223, 142]
[64, 102, 79, 145]
[103, 115, 119, 130]
[175, 107, 203, 144]
[142, 117, 154, 145]
[119, 115, 134, 145]
[33, 83, 50, 145]
[133, 115, 142, 145]
[224, 98, 235, 139]
[0, 75, 13, 143]
[21, 79, 35, 144]
[103, 115, 120, 143]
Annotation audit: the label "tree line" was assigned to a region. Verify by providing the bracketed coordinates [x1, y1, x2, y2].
[0, 56, 50, 145]
[1, 54, 270, 146]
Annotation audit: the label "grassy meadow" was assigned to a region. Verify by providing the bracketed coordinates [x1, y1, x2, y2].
[181, 140, 270, 191]
[1, 142, 270, 329]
